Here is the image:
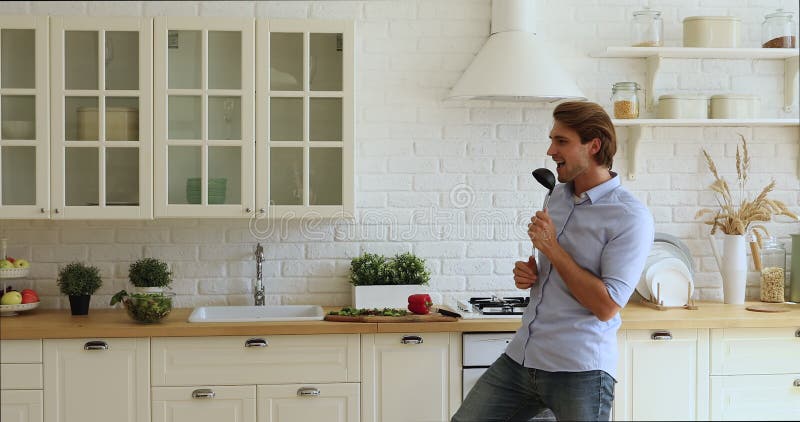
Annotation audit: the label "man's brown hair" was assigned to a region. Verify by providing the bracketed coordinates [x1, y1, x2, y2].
[552, 101, 617, 169]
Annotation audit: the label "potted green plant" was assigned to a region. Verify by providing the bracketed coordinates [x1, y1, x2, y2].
[110, 258, 174, 323]
[349, 252, 430, 308]
[57, 261, 103, 316]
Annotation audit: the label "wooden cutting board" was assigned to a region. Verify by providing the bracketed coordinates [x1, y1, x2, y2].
[745, 303, 797, 313]
[324, 313, 458, 323]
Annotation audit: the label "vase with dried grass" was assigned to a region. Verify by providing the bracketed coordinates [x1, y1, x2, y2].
[696, 135, 798, 303]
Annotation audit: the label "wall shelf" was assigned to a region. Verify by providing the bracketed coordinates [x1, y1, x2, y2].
[592, 46, 799, 113]
[613, 119, 800, 180]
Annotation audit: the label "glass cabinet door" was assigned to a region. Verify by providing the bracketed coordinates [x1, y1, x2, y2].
[49, 17, 153, 219]
[0, 16, 49, 219]
[154, 17, 254, 218]
[256, 20, 354, 218]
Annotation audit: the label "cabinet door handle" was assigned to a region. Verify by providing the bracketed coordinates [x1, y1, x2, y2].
[191, 388, 215, 399]
[794, 379, 800, 387]
[795, 329, 799, 338]
[54, 208, 60, 214]
[83, 340, 109, 350]
[245, 207, 252, 213]
[297, 387, 321, 397]
[259, 208, 266, 214]
[40, 208, 46, 213]
[650, 331, 672, 341]
[401, 335, 423, 344]
[244, 338, 268, 348]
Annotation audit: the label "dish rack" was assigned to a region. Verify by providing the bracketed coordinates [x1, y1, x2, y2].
[640, 281, 698, 311]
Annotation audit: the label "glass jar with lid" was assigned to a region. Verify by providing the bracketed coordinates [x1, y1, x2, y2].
[611, 82, 641, 119]
[632, 7, 663, 47]
[759, 236, 786, 303]
[761, 9, 797, 48]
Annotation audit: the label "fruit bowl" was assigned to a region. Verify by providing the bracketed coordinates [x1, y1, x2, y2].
[0, 301, 39, 317]
[0, 267, 30, 279]
[122, 292, 174, 323]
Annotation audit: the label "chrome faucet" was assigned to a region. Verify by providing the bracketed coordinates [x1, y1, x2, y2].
[254, 243, 265, 306]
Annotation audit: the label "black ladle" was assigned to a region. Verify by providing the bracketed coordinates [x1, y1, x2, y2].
[532, 168, 556, 210]
[529, 168, 556, 258]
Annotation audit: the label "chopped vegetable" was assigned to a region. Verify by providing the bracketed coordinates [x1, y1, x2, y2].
[328, 307, 409, 317]
[407, 294, 433, 315]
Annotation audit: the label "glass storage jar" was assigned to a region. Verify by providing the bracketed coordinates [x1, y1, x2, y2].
[761, 9, 797, 48]
[611, 82, 641, 119]
[632, 7, 663, 47]
[759, 236, 786, 303]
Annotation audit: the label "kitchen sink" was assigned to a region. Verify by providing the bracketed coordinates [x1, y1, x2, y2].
[187, 305, 325, 323]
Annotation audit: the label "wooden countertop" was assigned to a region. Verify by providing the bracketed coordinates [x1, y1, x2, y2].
[1, 302, 798, 340]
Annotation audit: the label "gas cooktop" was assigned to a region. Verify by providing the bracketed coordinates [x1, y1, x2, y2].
[457, 296, 530, 318]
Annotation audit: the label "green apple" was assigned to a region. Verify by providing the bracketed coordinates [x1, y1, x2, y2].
[0, 290, 22, 305]
[0, 260, 13, 269]
[14, 259, 29, 268]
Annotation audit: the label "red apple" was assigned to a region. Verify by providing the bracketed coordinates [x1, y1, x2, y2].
[21, 291, 38, 304]
[5, 256, 15, 264]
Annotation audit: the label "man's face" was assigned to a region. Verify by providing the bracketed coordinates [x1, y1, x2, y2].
[547, 120, 597, 183]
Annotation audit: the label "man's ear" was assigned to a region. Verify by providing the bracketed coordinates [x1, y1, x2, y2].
[589, 137, 602, 155]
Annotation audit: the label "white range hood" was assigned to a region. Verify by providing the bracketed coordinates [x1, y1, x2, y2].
[447, 0, 586, 102]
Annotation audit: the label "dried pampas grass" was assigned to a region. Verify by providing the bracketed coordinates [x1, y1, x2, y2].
[695, 134, 798, 240]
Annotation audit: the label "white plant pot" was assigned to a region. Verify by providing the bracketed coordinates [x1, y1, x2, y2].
[352, 285, 428, 309]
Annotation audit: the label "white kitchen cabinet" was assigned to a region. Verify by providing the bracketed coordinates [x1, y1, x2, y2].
[709, 327, 800, 421]
[1, 340, 43, 422]
[257, 383, 359, 422]
[153, 17, 255, 218]
[361, 332, 461, 422]
[614, 329, 709, 421]
[0, 16, 50, 219]
[255, 19, 355, 219]
[152, 385, 256, 422]
[49, 17, 153, 219]
[43, 338, 150, 422]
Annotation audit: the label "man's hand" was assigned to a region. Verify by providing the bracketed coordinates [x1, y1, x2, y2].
[513, 256, 538, 289]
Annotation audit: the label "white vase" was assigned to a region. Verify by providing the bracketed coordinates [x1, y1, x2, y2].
[352, 285, 428, 309]
[708, 234, 747, 304]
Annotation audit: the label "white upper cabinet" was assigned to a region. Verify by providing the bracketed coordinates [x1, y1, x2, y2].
[49, 17, 153, 219]
[0, 16, 50, 219]
[154, 17, 255, 218]
[256, 19, 354, 219]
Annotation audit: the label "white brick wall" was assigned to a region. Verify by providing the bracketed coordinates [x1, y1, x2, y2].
[1, 0, 798, 311]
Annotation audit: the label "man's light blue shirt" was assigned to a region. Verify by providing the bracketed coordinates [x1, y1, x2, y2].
[505, 172, 654, 379]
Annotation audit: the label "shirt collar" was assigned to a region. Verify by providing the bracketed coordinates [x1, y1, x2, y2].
[567, 171, 620, 205]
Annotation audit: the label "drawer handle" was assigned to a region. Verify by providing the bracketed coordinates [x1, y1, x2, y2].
[245, 338, 268, 348]
[192, 389, 215, 399]
[83, 341, 109, 350]
[297, 387, 321, 397]
[651, 331, 672, 341]
[401, 335, 423, 344]
[794, 379, 800, 388]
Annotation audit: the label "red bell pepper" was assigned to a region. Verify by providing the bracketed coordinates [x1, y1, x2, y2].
[407, 294, 433, 315]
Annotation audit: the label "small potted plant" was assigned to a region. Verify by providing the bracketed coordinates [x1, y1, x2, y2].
[111, 258, 174, 323]
[57, 261, 103, 316]
[349, 252, 430, 309]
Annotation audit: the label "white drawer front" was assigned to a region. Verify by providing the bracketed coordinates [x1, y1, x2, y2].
[711, 327, 800, 375]
[151, 334, 360, 386]
[0, 340, 42, 364]
[152, 386, 256, 422]
[710, 374, 800, 420]
[1, 390, 43, 422]
[1, 364, 43, 389]
[257, 383, 360, 422]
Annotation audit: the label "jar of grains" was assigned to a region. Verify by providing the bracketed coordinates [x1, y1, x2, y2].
[631, 7, 663, 47]
[761, 9, 797, 48]
[612, 82, 641, 119]
[759, 236, 786, 303]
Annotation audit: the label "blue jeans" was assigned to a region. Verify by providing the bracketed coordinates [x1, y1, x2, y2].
[452, 353, 615, 422]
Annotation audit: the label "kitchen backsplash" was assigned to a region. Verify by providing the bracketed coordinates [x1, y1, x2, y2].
[0, 0, 798, 310]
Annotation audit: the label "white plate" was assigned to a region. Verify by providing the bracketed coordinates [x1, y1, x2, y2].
[636, 249, 673, 299]
[646, 258, 693, 306]
[0, 301, 40, 316]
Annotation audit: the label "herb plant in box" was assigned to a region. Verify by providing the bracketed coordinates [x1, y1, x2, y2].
[110, 258, 174, 323]
[349, 252, 430, 309]
[57, 261, 103, 315]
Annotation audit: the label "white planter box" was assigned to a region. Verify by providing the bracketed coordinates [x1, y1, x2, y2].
[351, 285, 428, 309]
